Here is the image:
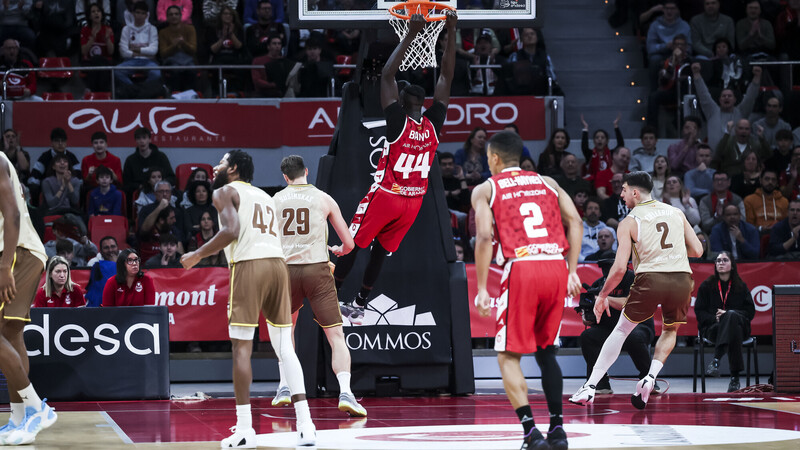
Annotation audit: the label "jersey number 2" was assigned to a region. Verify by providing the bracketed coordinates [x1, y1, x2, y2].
[252, 203, 277, 236]
[656, 222, 673, 249]
[520, 202, 548, 238]
[393, 153, 430, 179]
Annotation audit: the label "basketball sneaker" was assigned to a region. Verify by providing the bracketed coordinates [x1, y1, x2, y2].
[4, 399, 57, 445]
[271, 386, 291, 407]
[340, 301, 365, 325]
[0, 419, 20, 443]
[568, 384, 596, 406]
[220, 426, 256, 448]
[338, 392, 367, 417]
[296, 421, 316, 446]
[547, 425, 569, 450]
[631, 374, 656, 410]
[520, 427, 548, 449]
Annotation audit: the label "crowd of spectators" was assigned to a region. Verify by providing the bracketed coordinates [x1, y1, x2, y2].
[1, 0, 564, 99]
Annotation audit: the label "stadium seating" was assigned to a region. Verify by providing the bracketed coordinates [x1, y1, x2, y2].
[176, 163, 214, 191]
[88, 215, 130, 250]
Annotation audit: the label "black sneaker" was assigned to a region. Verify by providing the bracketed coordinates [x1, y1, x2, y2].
[547, 425, 568, 450]
[727, 378, 741, 393]
[520, 428, 549, 450]
[706, 358, 720, 377]
[339, 301, 365, 325]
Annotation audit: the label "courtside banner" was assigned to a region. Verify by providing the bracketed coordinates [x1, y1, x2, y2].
[12, 97, 545, 148]
[12, 102, 281, 148]
[24, 306, 169, 401]
[55, 268, 232, 342]
[466, 261, 800, 338]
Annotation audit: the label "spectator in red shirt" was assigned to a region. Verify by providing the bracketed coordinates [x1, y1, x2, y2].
[580, 113, 624, 182]
[594, 146, 631, 200]
[33, 256, 86, 308]
[80, 3, 115, 93]
[82, 131, 123, 189]
[102, 249, 156, 306]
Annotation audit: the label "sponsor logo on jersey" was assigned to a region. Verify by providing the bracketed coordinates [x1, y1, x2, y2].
[408, 129, 430, 141]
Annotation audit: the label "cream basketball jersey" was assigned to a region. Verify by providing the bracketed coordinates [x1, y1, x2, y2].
[274, 184, 329, 265]
[224, 181, 284, 263]
[627, 199, 691, 273]
[0, 152, 46, 265]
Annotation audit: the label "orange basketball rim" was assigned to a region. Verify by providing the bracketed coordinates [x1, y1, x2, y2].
[388, 0, 456, 21]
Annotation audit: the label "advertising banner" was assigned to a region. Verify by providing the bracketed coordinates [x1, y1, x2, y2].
[24, 306, 170, 401]
[12, 96, 545, 148]
[466, 261, 800, 338]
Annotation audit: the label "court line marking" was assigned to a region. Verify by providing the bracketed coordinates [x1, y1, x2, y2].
[98, 411, 134, 444]
[733, 403, 800, 416]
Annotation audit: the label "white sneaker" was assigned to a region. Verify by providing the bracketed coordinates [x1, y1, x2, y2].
[0, 419, 20, 443]
[338, 392, 367, 417]
[4, 399, 58, 445]
[271, 386, 291, 407]
[631, 375, 655, 410]
[220, 426, 256, 448]
[297, 422, 316, 446]
[568, 384, 596, 406]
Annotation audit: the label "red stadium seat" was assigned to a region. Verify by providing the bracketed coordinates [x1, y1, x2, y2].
[38, 57, 73, 80]
[336, 55, 353, 79]
[42, 215, 63, 244]
[88, 215, 130, 250]
[42, 92, 74, 101]
[176, 163, 214, 191]
[83, 91, 112, 100]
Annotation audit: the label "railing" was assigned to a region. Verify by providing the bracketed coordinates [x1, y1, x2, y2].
[2, 63, 358, 101]
[753, 59, 800, 86]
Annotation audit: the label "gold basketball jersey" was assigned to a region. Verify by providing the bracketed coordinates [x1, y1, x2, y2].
[224, 181, 284, 263]
[274, 184, 330, 265]
[0, 153, 46, 265]
[628, 200, 691, 273]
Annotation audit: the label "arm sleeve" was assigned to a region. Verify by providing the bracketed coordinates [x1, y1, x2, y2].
[69, 178, 82, 207]
[384, 102, 408, 142]
[684, 198, 701, 226]
[694, 76, 718, 119]
[738, 77, 760, 118]
[119, 28, 133, 59]
[768, 223, 788, 256]
[740, 286, 755, 321]
[101, 278, 115, 307]
[581, 129, 591, 162]
[32, 289, 46, 308]
[423, 101, 447, 136]
[144, 275, 156, 305]
[112, 191, 122, 216]
[614, 126, 624, 149]
[42, 178, 58, 208]
[74, 285, 87, 307]
[739, 225, 759, 259]
[141, 27, 159, 57]
[691, 20, 711, 57]
[694, 281, 715, 330]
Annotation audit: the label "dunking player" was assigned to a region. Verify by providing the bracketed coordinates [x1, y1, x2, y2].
[272, 155, 367, 417]
[473, 131, 583, 450]
[570, 171, 703, 409]
[181, 150, 316, 448]
[336, 10, 457, 322]
[0, 152, 57, 446]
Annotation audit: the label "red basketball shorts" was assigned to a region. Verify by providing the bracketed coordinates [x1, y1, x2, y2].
[494, 258, 567, 354]
[348, 186, 423, 252]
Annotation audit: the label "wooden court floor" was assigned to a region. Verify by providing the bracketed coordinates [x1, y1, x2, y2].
[11, 391, 800, 449]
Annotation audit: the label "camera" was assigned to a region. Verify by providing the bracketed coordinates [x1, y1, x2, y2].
[575, 282, 602, 326]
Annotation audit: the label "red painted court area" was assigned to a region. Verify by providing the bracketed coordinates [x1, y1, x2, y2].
[45, 392, 800, 448]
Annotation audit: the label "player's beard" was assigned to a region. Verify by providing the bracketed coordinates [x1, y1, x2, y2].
[212, 170, 228, 190]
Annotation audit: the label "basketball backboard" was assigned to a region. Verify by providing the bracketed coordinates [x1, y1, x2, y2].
[289, 0, 536, 28]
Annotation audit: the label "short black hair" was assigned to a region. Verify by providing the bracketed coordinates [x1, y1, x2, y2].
[503, 123, 520, 133]
[713, 171, 730, 180]
[640, 125, 657, 139]
[683, 116, 702, 129]
[761, 169, 779, 179]
[280, 155, 306, 180]
[91, 131, 107, 142]
[50, 127, 67, 141]
[95, 165, 113, 180]
[166, 5, 181, 14]
[487, 131, 523, 164]
[438, 152, 455, 163]
[697, 143, 712, 152]
[623, 171, 654, 193]
[227, 149, 254, 182]
[585, 197, 602, 210]
[159, 233, 178, 245]
[401, 84, 425, 102]
[99, 236, 117, 247]
[55, 239, 72, 256]
[776, 129, 793, 141]
[133, 1, 149, 12]
[157, 205, 175, 223]
[134, 127, 151, 139]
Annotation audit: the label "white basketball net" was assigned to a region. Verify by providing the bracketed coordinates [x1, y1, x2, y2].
[388, 5, 449, 71]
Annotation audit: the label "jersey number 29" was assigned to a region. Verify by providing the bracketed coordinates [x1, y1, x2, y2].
[520, 202, 548, 238]
[393, 153, 430, 179]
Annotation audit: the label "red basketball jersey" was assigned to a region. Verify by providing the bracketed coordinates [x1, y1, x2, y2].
[374, 115, 439, 197]
[489, 168, 569, 265]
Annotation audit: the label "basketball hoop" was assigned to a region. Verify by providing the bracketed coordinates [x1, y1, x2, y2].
[388, 0, 455, 71]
